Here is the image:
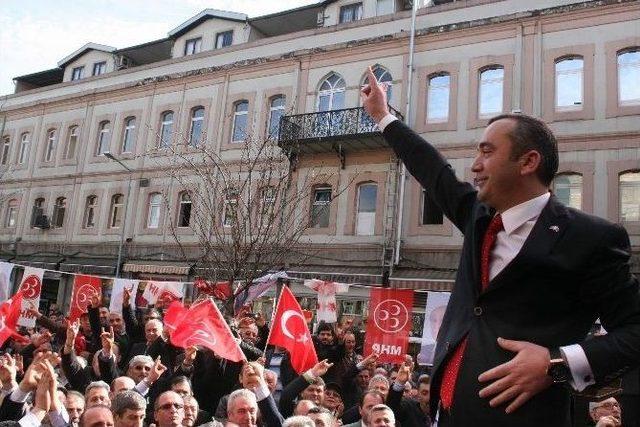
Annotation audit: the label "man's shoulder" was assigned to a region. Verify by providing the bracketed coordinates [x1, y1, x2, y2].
[342, 422, 362, 427]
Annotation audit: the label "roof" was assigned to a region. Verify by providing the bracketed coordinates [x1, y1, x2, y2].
[13, 67, 64, 86]
[57, 42, 117, 67]
[168, 9, 248, 39]
[114, 38, 173, 66]
[249, 2, 326, 37]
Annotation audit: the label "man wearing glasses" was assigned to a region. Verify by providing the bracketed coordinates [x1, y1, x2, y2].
[154, 391, 185, 427]
[589, 398, 622, 427]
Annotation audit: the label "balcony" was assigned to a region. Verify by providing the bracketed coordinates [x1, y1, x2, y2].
[278, 106, 403, 166]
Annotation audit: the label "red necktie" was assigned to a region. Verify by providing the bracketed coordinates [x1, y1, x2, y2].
[439, 214, 503, 411]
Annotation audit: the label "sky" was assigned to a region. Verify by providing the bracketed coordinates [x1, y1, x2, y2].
[0, 0, 319, 96]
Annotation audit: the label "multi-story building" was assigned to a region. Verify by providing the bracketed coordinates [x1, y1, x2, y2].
[0, 0, 639, 322]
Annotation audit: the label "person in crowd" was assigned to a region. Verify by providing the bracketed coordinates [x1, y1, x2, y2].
[322, 383, 343, 419]
[111, 390, 146, 427]
[79, 405, 114, 427]
[154, 391, 185, 427]
[366, 376, 389, 400]
[589, 397, 622, 427]
[110, 377, 136, 397]
[368, 404, 395, 427]
[361, 65, 640, 426]
[293, 400, 317, 417]
[279, 360, 332, 418]
[226, 389, 258, 427]
[282, 416, 314, 427]
[342, 391, 385, 427]
[215, 361, 266, 421]
[85, 381, 111, 408]
[306, 407, 337, 427]
[182, 395, 199, 427]
[65, 390, 86, 427]
[312, 324, 344, 383]
[386, 358, 431, 426]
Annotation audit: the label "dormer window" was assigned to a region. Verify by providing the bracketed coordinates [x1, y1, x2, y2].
[71, 66, 84, 81]
[92, 61, 106, 76]
[215, 31, 233, 49]
[339, 3, 363, 23]
[184, 37, 202, 56]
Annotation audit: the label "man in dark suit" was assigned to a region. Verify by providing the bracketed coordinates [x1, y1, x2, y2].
[360, 67, 640, 426]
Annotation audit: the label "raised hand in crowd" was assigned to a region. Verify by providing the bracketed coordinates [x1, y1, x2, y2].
[19, 351, 51, 392]
[595, 415, 622, 427]
[147, 355, 167, 385]
[361, 351, 379, 370]
[26, 307, 42, 320]
[395, 357, 412, 385]
[32, 330, 52, 348]
[122, 286, 132, 307]
[182, 345, 197, 368]
[90, 294, 101, 309]
[100, 326, 115, 358]
[310, 359, 334, 378]
[0, 353, 19, 388]
[64, 320, 80, 354]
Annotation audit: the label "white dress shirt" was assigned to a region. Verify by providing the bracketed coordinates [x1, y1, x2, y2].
[378, 113, 594, 391]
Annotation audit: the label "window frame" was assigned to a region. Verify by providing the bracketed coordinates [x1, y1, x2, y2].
[4, 199, 18, 228]
[44, 128, 57, 163]
[355, 182, 378, 236]
[215, 31, 233, 49]
[51, 197, 66, 228]
[83, 195, 98, 229]
[467, 55, 514, 129]
[109, 194, 125, 229]
[177, 192, 192, 228]
[159, 111, 174, 148]
[92, 61, 107, 76]
[18, 132, 30, 164]
[30, 197, 45, 228]
[222, 190, 239, 227]
[317, 73, 346, 112]
[188, 107, 205, 147]
[426, 72, 451, 124]
[71, 66, 84, 81]
[553, 173, 583, 211]
[619, 170, 640, 223]
[267, 96, 286, 139]
[339, 3, 363, 23]
[231, 101, 249, 143]
[554, 56, 584, 112]
[96, 121, 111, 156]
[122, 116, 136, 153]
[478, 66, 505, 119]
[310, 186, 332, 229]
[147, 192, 162, 229]
[617, 48, 640, 107]
[64, 126, 79, 159]
[1, 136, 9, 165]
[184, 37, 202, 56]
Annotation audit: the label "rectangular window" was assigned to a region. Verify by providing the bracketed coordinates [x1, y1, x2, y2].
[421, 189, 443, 225]
[71, 66, 84, 81]
[184, 37, 202, 56]
[478, 68, 504, 118]
[1, 137, 9, 165]
[18, 134, 29, 164]
[555, 58, 583, 111]
[339, 3, 363, 23]
[5, 202, 18, 228]
[223, 192, 239, 227]
[427, 74, 451, 123]
[311, 187, 331, 228]
[215, 31, 233, 49]
[376, 0, 394, 15]
[92, 61, 107, 76]
[618, 51, 640, 106]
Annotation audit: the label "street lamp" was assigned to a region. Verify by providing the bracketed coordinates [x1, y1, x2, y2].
[104, 152, 133, 278]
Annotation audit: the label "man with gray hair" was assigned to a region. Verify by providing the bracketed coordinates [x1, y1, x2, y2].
[85, 381, 111, 408]
[369, 404, 395, 427]
[367, 375, 389, 400]
[227, 389, 258, 427]
[588, 397, 622, 427]
[282, 415, 315, 427]
[112, 390, 146, 427]
[65, 390, 85, 427]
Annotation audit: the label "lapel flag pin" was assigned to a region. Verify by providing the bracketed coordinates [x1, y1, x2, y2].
[549, 225, 560, 232]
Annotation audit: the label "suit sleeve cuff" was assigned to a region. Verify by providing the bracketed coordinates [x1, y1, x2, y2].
[49, 407, 70, 427]
[560, 344, 596, 391]
[254, 382, 271, 401]
[11, 387, 31, 403]
[378, 114, 398, 132]
[134, 380, 150, 396]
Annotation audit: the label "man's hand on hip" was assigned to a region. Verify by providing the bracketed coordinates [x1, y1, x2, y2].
[478, 337, 553, 414]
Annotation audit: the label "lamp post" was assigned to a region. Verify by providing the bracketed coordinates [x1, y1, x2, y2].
[104, 152, 132, 278]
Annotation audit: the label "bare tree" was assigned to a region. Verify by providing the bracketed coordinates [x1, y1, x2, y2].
[146, 114, 354, 313]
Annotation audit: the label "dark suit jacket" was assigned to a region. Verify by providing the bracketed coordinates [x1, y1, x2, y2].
[383, 119, 640, 426]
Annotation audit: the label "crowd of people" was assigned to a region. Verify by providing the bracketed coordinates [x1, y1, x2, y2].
[0, 289, 432, 427]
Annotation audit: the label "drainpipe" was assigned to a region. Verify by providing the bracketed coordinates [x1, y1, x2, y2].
[394, 0, 419, 265]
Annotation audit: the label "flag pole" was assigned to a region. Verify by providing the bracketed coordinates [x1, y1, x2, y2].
[262, 278, 285, 354]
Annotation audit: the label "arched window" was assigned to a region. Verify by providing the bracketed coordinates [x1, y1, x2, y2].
[44, 129, 57, 162]
[318, 73, 346, 112]
[147, 193, 162, 228]
[159, 111, 174, 148]
[177, 192, 192, 227]
[52, 197, 66, 228]
[231, 101, 249, 143]
[84, 195, 98, 228]
[363, 66, 393, 101]
[619, 171, 640, 222]
[96, 121, 111, 155]
[18, 132, 30, 164]
[478, 66, 504, 118]
[355, 183, 378, 236]
[1, 136, 9, 165]
[310, 186, 332, 228]
[109, 194, 124, 228]
[189, 107, 205, 147]
[553, 173, 582, 210]
[65, 126, 78, 159]
[555, 57, 584, 111]
[427, 73, 451, 123]
[4, 199, 18, 228]
[618, 49, 640, 106]
[30, 197, 45, 228]
[267, 96, 286, 139]
[122, 117, 136, 153]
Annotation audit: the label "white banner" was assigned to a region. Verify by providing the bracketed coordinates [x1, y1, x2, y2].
[142, 281, 184, 306]
[0, 262, 15, 302]
[17, 267, 45, 328]
[304, 279, 349, 323]
[417, 291, 451, 366]
[109, 278, 139, 315]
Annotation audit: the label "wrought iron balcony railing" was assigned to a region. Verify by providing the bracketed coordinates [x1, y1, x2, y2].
[278, 106, 404, 150]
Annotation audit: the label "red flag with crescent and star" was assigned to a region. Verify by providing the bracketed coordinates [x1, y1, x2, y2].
[69, 275, 103, 322]
[268, 286, 318, 373]
[0, 292, 29, 347]
[170, 299, 246, 362]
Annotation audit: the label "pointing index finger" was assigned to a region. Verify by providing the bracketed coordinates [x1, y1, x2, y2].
[367, 66, 379, 88]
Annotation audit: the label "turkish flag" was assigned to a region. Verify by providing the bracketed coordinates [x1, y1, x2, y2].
[363, 288, 414, 363]
[268, 286, 318, 374]
[170, 300, 246, 362]
[0, 292, 29, 347]
[69, 275, 102, 322]
[194, 279, 233, 301]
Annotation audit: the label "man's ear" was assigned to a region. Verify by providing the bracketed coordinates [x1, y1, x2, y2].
[519, 150, 542, 177]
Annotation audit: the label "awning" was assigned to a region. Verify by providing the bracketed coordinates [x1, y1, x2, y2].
[13, 255, 64, 270]
[122, 261, 191, 276]
[59, 258, 117, 276]
[286, 265, 383, 285]
[389, 268, 456, 291]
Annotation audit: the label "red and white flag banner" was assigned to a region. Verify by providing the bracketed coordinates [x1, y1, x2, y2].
[363, 288, 415, 363]
[142, 281, 184, 307]
[0, 262, 15, 302]
[0, 292, 29, 346]
[17, 267, 44, 328]
[69, 275, 103, 322]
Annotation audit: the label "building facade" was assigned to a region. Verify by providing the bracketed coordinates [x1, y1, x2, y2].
[0, 0, 639, 318]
